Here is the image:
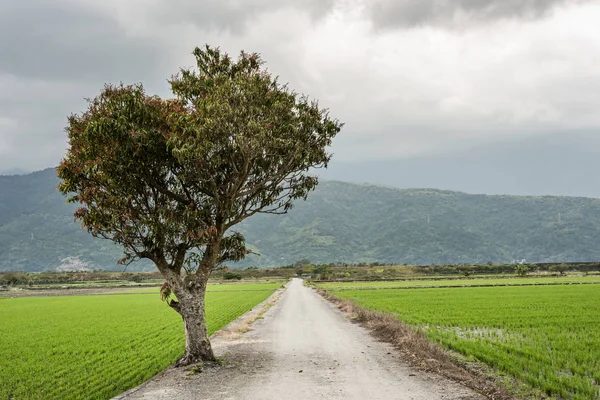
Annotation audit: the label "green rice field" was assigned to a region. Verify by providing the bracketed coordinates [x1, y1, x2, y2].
[0, 283, 278, 400]
[318, 275, 600, 290]
[321, 281, 600, 399]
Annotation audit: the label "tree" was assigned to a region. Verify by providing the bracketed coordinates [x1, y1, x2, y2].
[514, 263, 530, 276]
[312, 265, 331, 281]
[549, 264, 568, 276]
[57, 45, 342, 366]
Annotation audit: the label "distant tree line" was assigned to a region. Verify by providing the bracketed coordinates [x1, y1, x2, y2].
[0, 271, 162, 286]
[2, 261, 599, 287]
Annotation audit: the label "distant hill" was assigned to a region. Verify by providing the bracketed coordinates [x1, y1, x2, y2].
[2, 168, 600, 272]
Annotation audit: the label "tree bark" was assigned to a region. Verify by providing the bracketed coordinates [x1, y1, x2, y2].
[154, 244, 220, 367]
[173, 283, 216, 366]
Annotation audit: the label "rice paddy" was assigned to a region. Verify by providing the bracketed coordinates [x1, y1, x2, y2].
[0, 283, 278, 400]
[321, 280, 600, 399]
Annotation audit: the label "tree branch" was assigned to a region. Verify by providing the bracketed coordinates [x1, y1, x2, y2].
[145, 173, 191, 206]
[168, 299, 181, 315]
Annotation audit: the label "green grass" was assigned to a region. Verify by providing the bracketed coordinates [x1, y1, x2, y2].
[327, 284, 600, 399]
[0, 286, 276, 400]
[318, 275, 600, 291]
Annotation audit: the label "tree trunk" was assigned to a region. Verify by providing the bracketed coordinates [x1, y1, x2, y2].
[174, 284, 216, 366]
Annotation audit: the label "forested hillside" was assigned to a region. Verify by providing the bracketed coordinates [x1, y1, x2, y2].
[2, 168, 600, 271]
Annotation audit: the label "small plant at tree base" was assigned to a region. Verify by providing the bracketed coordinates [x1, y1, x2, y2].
[57, 44, 342, 366]
[186, 364, 204, 375]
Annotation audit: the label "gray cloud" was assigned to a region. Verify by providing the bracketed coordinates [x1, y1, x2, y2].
[368, 0, 584, 29]
[137, 0, 335, 33]
[0, 75, 85, 171]
[0, 0, 177, 172]
[0, 1, 168, 83]
[1, 0, 600, 200]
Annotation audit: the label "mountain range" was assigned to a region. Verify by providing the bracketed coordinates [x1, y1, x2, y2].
[1, 168, 600, 272]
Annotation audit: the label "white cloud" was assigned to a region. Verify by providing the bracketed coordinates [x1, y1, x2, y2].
[286, 0, 600, 160]
[1, 0, 599, 171]
[0, 73, 87, 170]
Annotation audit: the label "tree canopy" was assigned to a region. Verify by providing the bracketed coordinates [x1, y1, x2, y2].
[58, 45, 341, 274]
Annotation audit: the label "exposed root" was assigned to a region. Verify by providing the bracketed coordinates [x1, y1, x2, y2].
[175, 355, 198, 368]
[175, 352, 216, 368]
[316, 288, 517, 400]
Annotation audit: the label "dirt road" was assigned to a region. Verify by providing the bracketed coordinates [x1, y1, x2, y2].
[118, 278, 484, 399]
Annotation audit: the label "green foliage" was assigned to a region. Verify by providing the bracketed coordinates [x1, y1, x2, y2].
[514, 264, 530, 276]
[0, 272, 28, 285]
[550, 264, 569, 276]
[0, 284, 277, 399]
[223, 271, 242, 280]
[56, 45, 341, 274]
[328, 283, 600, 400]
[159, 282, 173, 302]
[312, 264, 331, 280]
[0, 271, 163, 287]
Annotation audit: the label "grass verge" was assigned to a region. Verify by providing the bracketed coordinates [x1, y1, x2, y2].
[213, 283, 287, 338]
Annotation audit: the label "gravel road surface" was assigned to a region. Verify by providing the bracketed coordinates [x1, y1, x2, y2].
[118, 278, 485, 399]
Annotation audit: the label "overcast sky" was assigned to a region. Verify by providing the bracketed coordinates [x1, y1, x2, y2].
[1, 0, 600, 195]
